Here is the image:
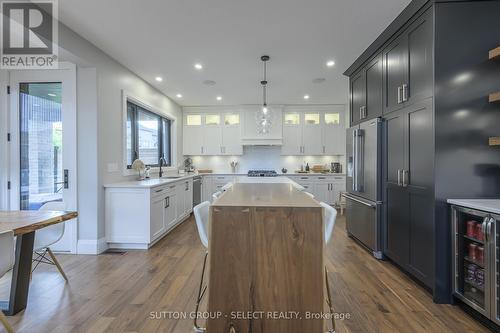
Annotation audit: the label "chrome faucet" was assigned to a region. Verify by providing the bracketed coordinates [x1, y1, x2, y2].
[159, 157, 167, 178]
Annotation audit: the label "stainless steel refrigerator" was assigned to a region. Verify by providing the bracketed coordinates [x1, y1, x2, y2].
[345, 118, 383, 259]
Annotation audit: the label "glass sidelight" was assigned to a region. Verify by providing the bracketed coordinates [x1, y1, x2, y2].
[19, 82, 63, 210]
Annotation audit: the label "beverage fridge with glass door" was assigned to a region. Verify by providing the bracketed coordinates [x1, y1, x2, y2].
[451, 205, 500, 325]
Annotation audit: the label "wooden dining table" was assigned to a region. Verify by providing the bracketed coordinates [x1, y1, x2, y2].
[0, 210, 77, 316]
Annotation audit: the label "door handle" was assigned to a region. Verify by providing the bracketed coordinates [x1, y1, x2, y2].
[482, 217, 489, 242]
[201, 146, 204, 154]
[64, 169, 69, 189]
[402, 84, 408, 102]
[352, 130, 357, 191]
[359, 107, 363, 119]
[323, 146, 326, 154]
[397, 169, 402, 186]
[488, 217, 495, 243]
[402, 169, 409, 187]
[343, 193, 376, 208]
[165, 196, 170, 208]
[397, 86, 402, 104]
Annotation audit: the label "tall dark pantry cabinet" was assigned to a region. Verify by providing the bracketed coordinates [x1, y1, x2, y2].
[344, 0, 500, 306]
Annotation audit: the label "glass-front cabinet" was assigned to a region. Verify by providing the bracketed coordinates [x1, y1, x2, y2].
[183, 112, 242, 156]
[452, 205, 500, 325]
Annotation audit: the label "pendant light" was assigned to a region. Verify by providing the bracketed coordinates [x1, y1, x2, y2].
[256, 55, 272, 134]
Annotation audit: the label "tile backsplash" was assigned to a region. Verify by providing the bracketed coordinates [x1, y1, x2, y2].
[187, 146, 345, 173]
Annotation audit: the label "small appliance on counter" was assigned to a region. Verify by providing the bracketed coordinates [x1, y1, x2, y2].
[247, 170, 278, 177]
[184, 157, 195, 172]
[331, 162, 342, 174]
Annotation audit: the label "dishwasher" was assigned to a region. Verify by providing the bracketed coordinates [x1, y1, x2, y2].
[193, 176, 202, 207]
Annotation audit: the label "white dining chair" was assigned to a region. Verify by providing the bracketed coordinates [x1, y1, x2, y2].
[320, 202, 338, 333]
[304, 191, 315, 199]
[32, 202, 68, 281]
[221, 182, 233, 192]
[192, 201, 210, 332]
[320, 202, 338, 244]
[0, 230, 15, 333]
[212, 191, 223, 201]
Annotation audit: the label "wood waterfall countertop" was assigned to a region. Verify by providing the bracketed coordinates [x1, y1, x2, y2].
[213, 182, 319, 208]
[207, 182, 324, 333]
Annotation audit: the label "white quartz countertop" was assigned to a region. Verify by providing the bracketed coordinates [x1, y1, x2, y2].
[104, 174, 198, 189]
[104, 172, 344, 189]
[447, 199, 500, 214]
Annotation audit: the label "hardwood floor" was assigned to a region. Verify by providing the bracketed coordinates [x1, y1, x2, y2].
[0, 215, 490, 333]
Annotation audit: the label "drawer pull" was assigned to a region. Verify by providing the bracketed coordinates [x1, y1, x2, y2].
[155, 189, 164, 193]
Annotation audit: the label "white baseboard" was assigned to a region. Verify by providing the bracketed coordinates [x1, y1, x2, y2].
[77, 237, 108, 255]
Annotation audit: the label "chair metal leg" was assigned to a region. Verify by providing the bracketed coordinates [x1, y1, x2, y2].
[325, 267, 336, 333]
[0, 310, 14, 333]
[46, 248, 68, 282]
[193, 252, 208, 333]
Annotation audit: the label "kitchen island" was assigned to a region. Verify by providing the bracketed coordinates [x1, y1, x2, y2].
[207, 182, 324, 333]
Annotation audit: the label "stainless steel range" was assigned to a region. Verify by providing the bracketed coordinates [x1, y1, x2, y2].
[247, 170, 278, 177]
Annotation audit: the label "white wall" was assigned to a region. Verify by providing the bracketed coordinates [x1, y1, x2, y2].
[190, 146, 344, 174]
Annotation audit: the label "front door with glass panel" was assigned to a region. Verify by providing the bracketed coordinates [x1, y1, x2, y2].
[9, 64, 77, 253]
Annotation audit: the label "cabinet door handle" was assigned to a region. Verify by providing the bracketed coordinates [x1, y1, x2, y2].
[165, 196, 170, 208]
[402, 169, 409, 187]
[482, 217, 489, 242]
[359, 107, 363, 119]
[397, 86, 402, 104]
[201, 146, 204, 154]
[363, 106, 367, 118]
[402, 84, 408, 102]
[397, 169, 402, 186]
[323, 146, 325, 154]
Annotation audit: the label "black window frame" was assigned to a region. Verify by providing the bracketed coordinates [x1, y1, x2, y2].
[126, 100, 172, 169]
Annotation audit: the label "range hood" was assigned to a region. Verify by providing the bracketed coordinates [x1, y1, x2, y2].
[240, 105, 283, 146]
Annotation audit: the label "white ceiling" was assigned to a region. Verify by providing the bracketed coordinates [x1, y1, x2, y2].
[58, 0, 411, 107]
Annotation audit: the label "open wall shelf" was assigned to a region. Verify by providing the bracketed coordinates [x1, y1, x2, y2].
[490, 92, 500, 103]
[489, 137, 500, 146]
[489, 47, 500, 60]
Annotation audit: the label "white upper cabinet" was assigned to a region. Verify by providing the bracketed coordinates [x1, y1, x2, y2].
[303, 113, 323, 155]
[222, 113, 243, 155]
[203, 114, 223, 155]
[282, 112, 302, 155]
[182, 108, 242, 156]
[281, 106, 346, 156]
[183, 114, 204, 155]
[322, 106, 346, 155]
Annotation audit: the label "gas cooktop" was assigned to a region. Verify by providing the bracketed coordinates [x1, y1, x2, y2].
[247, 170, 278, 177]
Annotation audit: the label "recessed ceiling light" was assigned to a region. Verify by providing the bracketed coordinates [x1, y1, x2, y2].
[47, 93, 56, 97]
[176, 94, 183, 98]
[155, 76, 163, 82]
[312, 78, 326, 84]
[303, 95, 310, 100]
[194, 63, 203, 70]
[216, 96, 222, 101]
[326, 60, 335, 67]
[203, 80, 216, 86]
